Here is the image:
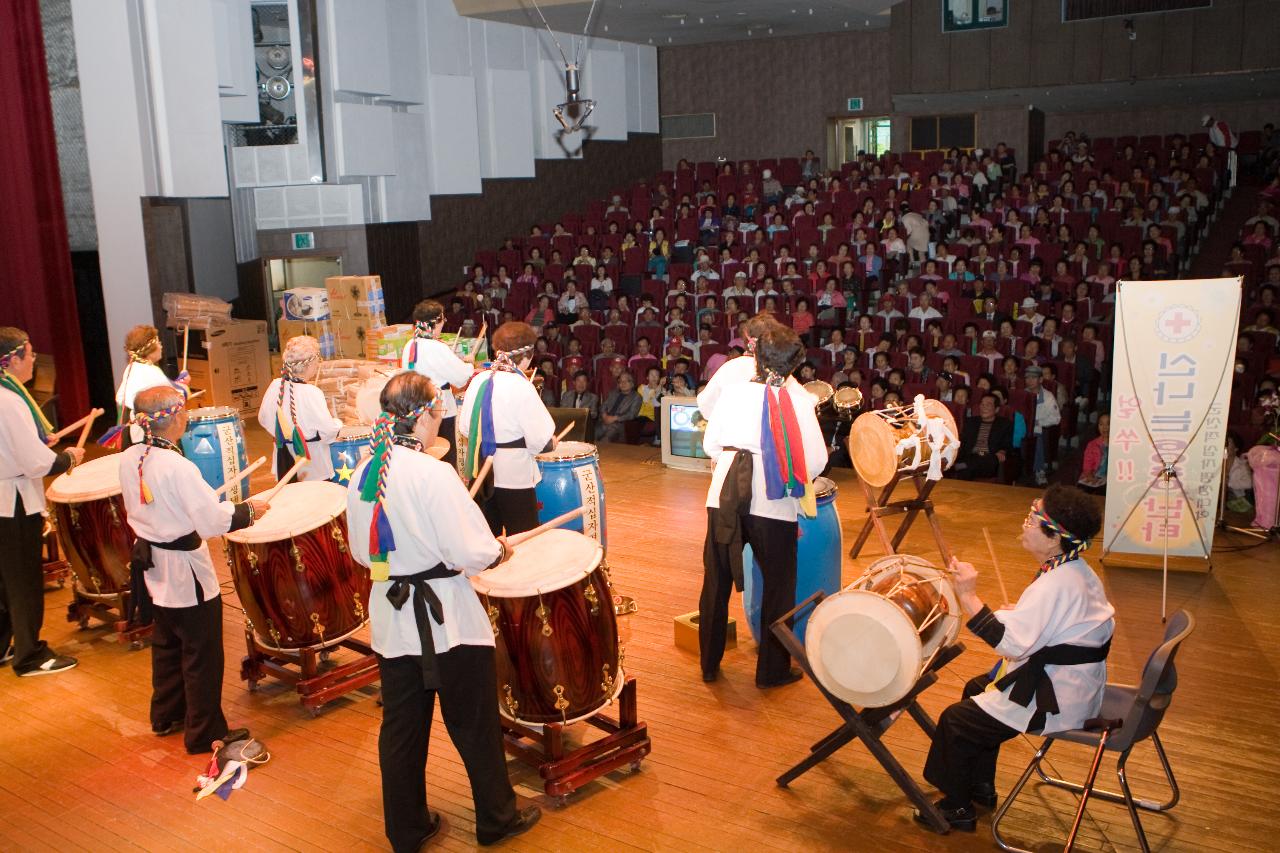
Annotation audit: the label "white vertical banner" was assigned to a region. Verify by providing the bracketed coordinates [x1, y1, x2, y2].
[1103, 278, 1242, 565]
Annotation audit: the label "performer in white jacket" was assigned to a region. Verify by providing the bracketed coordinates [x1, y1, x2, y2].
[695, 313, 780, 419]
[111, 325, 189, 447]
[918, 484, 1114, 832]
[257, 334, 342, 481]
[401, 299, 475, 469]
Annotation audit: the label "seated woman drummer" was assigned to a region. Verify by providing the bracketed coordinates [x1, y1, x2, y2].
[918, 484, 1115, 832]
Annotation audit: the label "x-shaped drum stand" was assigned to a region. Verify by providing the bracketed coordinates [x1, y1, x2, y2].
[849, 471, 954, 566]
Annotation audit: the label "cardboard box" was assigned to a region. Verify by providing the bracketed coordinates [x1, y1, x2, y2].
[277, 318, 335, 358]
[184, 319, 271, 416]
[364, 323, 414, 363]
[325, 275, 385, 320]
[333, 316, 373, 360]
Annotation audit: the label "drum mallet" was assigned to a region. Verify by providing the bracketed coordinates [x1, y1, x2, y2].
[214, 456, 268, 498]
[554, 420, 576, 444]
[185, 389, 206, 403]
[505, 506, 586, 548]
[49, 408, 104, 446]
[467, 456, 493, 499]
[180, 325, 191, 374]
[982, 526, 1013, 607]
[257, 456, 307, 503]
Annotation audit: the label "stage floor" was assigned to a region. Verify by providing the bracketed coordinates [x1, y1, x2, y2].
[2, 436, 1276, 852]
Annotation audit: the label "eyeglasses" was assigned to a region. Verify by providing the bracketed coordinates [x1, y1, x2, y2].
[1023, 500, 1044, 530]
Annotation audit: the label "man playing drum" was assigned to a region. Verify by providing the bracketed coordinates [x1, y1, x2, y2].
[699, 326, 828, 687]
[695, 313, 780, 419]
[257, 334, 343, 481]
[345, 372, 541, 851]
[458, 321, 556, 537]
[401, 299, 475, 469]
[0, 327, 83, 676]
[119, 386, 270, 752]
[918, 484, 1114, 831]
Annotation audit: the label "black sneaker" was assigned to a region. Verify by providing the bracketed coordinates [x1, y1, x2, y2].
[17, 655, 77, 677]
[478, 806, 542, 846]
[153, 721, 184, 737]
[413, 811, 443, 851]
[913, 799, 977, 832]
[756, 668, 804, 689]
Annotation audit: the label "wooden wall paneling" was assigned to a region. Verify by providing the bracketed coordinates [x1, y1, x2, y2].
[140, 198, 191, 329]
[947, 30, 991, 93]
[1241, 0, 1280, 71]
[365, 221, 428, 325]
[909, 0, 948, 94]
[1030, 0, 1073, 88]
[987, 2, 1033, 90]
[1191, 0, 1245, 75]
[1068, 19, 1104, 85]
[1131, 14, 1166, 81]
[889, 2, 912, 94]
[1158, 12, 1196, 78]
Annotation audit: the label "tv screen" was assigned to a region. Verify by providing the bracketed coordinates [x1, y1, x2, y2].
[661, 396, 712, 471]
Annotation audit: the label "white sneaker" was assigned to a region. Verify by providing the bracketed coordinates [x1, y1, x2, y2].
[1034, 471, 1048, 487]
[0, 647, 13, 666]
[17, 655, 78, 676]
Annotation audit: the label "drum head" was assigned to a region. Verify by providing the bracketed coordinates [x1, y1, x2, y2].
[813, 475, 837, 501]
[536, 440, 598, 462]
[225, 481, 348, 543]
[471, 528, 602, 598]
[336, 425, 372, 442]
[854, 554, 962, 659]
[426, 437, 449, 460]
[47, 455, 123, 503]
[187, 406, 240, 423]
[848, 412, 900, 488]
[806, 589, 922, 708]
[804, 380, 834, 407]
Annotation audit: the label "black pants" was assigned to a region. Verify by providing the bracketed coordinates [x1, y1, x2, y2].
[954, 451, 1001, 480]
[0, 495, 54, 673]
[438, 416, 458, 470]
[923, 675, 1019, 808]
[699, 507, 797, 685]
[150, 590, 230, 753]
[480, 487, 539, 537]
[378, 646, 517, 851]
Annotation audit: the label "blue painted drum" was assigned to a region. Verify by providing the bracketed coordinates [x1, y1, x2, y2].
[329, 425, 373, 485]
[743, 476, 842, 645]
[534, 440, 607, 550]
[180, 406, 250, 502]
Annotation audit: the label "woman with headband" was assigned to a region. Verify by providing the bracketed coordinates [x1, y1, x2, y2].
[108, 325, 189, 448]
[257, 334, 342, 481]
[457, 321, 556, 537]
[698, 325, 828, 688]
[344, 372, 541, 850]
[695, 312, 781, 420]
[918, 484, 1114, 832]
[0, 327, 83, 676]
[119, 386, 270, 753]
[400, 299, 475, 469]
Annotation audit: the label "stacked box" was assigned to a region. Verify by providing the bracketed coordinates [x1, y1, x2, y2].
[364, 324, 414, 363]
[277, 318, 336, 358]
[163, 293, 233, 330]
[183, 320, 271, 416]
[325, 275, 387, 325]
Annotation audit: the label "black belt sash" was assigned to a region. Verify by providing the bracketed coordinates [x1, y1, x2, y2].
[475, 437, 537, 502]
[129, 531, 202, 625]
[712, 448, 754, 592]
[995, 638, 1112, 732]
[385, 563, 462, 689]
[275, 433, 321, 480]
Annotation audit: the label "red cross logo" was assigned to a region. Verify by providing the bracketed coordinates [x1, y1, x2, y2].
[1162, 312, 1192, 336]
[1155, 305, 1199, 342]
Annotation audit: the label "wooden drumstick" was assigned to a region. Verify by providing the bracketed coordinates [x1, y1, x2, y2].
[554, 420, 576, 444]
[48, 408, 104, 444]
[214, 456, 267, 498]
[982, 526, 1012, 607]
[467, 457, 493, 499]
[258, 456, 307, 503]
[186, 389, 205, 403]
[505, 506, 586, 548]
[181, 325, 190, 374]
[74, 408, 104, 451]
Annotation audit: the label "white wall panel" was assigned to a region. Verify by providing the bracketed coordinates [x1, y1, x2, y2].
[382, 110, 433, 221]
[637, 45, 659, 133]
[585, 48, 626, 141]
[427, 75, 482, 194]
[335, 102, 396, 176]
[384, 0, 425, 103]
[255, 184, 365, 229]
[329, 0, 391, 96]
[212, 0, 259, 122]
[425, 0, 471, 76]
[480, 18, 527, 72]
[622, 42, 640, 133]
[487, 70, 535, 178]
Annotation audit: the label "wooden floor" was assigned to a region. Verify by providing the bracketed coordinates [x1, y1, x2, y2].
[2, 433, 1277, 853]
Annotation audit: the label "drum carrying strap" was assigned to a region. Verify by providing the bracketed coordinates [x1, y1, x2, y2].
[712, 448, 754, 592]
[995, 638, 1112, 732]
[128, 532, 202, 626]
[385, 563, 462, 690]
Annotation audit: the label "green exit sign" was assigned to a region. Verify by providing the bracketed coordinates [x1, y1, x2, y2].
[292, 231, 315, 250]
[847, 97, 863, 112]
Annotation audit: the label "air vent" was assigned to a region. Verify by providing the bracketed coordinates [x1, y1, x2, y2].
[661, 113, 716, 141]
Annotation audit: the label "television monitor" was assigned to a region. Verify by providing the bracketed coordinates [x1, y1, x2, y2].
[660, 395, 712, 472]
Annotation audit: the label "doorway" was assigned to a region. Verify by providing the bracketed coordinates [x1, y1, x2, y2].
[263, 254, 343, 347]
[832, 117, 891, 165]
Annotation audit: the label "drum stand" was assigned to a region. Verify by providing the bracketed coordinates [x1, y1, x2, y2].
[239, 628, 380, 715]
[65, 588, 151, 649]
[499, 676, 651, 803]
[40, 523, 70, 588]
[849, 471, 954, 566]
[770, 592, 966, 835]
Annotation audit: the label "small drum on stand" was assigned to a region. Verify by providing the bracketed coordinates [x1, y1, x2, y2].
[472, 527, 649, 799]
[330, 425, 373, 485]
[805, 380, 835, 414]
[833, 386, 864, 419]
[849, 395, 959, 488]
[45, 455, 144, 643]
[182, 406, 250, 502]
[534, 441, 607, 549]
[225, 480, 378, 712]
[743, 476, 842, 644]
[805, 554, 961, 708]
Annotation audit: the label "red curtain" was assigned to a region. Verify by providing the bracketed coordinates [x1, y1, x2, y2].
[0, 0, 89, 423]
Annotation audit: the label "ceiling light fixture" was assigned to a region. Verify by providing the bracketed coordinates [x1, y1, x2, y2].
[528, 0, 601, 134]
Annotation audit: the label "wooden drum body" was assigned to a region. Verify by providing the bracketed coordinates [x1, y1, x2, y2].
[472, 528, 622, 726]
[805, 554, 960, 708]
[535, 441, 607, 550]
[849, 397, 959, 487]
[224, 481, 370, 651]
[46, 456, 135, 599]
[743, 476, 842, 644]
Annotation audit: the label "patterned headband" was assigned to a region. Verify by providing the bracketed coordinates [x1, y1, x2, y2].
[763, 368, 787, 387]
[128, 336, 159, 362]
[135, 400, 186, 505]
[413, 320, 437, 339]
[0, 340, 28, 369]
[358, 400, 434, 580]
[1030, 501, 1090, 573]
